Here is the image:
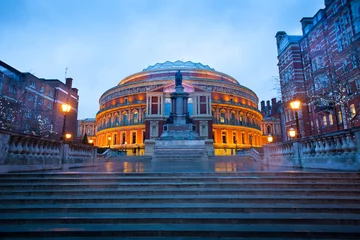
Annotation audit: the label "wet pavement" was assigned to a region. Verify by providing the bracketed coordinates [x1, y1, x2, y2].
[49, 157, 312, 173]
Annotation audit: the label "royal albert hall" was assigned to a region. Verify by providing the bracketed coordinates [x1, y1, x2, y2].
[95, 61, 265, 155]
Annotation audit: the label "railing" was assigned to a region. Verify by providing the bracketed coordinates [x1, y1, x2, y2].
[212, 99, 260, 112]
[236, 148, 262, 162]
[97, 120, 145, 131]
[263, 127, 360, 171]
[97, 100, 146, 115]
[0, 131, 98, 173]
[213, 119, 261, 130]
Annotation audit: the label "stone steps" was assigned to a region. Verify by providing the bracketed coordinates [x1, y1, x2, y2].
[1, 176, 360, 183]
[2, 203, 360, 214]
[1, 182, 360, 190]
[0, 223, 359, 238]
[1, 195, 359, 205]
[1, 212, 359, 225]
[2, 188, 360, 196]
[1, 172, 360, 239]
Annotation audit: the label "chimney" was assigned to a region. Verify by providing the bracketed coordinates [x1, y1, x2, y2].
[271, 98, 277, 115]
[261, 101, 265, 114]
[66, 77, 73, 88]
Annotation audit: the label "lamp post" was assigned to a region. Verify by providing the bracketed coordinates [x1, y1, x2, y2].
[65, 133, 72, 142]
[61, 103, 71, 140]
[124, 141, 127, 155]
[108, 136, 111, 149]
[290, 100, 301, 138]
[267, 134, 273, 143]
[288, 128, 296, 140]
[234, 139, 237, 155]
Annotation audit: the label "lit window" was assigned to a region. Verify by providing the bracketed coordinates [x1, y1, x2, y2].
[220, 112, 225, 123]
[338, 111, 343, 123]
[350, 104, 356, 118]
[329, 114, 333, 125]
[133, 111, 138, 124]
[323, 115, 328, 127]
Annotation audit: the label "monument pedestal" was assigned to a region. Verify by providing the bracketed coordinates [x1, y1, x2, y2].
[150, 70, 211, 164]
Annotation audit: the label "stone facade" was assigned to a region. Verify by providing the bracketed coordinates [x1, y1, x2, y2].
[94, 61, 264, 155]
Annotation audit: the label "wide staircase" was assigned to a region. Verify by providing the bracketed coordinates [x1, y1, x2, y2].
[152, 146, 208, 161]
[0, 172, 360, 239]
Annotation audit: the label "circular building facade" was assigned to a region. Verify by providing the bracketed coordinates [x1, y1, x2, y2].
[96, 60, 263, 155]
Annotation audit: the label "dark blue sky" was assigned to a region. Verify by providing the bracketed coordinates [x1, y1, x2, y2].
[0, 0, 324, 118]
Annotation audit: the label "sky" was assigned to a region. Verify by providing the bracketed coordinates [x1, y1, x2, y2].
[0, 0, 325, 119]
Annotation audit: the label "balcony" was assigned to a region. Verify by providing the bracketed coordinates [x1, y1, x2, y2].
[213, 118, 261, 130]
[97, 120, 145, 131]
[97, 100, 146, 115]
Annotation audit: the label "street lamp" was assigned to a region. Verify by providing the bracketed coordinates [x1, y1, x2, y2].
[290, 100, 301, 138]
[288, 128, 296, 139]
[267, 134, 273, 143]
[124, 141, 127, 155]
[61, 103, 71, 140]
[65, 133, 72, 142]
[234, 139, 237, 155]
[88, 139, 94, 145]
[108, 136, 111, 149]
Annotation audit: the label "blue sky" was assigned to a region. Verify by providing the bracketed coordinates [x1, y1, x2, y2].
[0, 0, 324, 119]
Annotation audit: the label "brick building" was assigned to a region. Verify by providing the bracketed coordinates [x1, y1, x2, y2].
[276, 0, 360, 140]
[0, 60, 79, 140]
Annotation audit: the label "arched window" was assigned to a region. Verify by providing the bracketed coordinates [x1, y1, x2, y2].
[122, 112, 128, 125]
[230, 111, 235, 124]
[133, 111, 138, 124]
[220, 112, 226, 123]
[267, 125, 271, 134]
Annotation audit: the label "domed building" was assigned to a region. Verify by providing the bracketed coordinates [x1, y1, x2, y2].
[93, 60, 264, 155]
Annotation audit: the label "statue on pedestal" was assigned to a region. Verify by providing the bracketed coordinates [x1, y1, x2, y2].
[175, 70, 182, 86]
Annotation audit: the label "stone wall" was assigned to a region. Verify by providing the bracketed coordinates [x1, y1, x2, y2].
[0, 132, 97, 173]
[263, 127, 360, 171]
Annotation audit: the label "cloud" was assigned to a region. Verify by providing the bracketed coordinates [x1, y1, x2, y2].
[0, 0, 324, 119]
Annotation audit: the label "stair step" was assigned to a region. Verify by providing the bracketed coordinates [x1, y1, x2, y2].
[0, 213, 359, 225]
[2, 188, 359, 196]
[2, 203, 360, 214]
[0, 223, 359, 238]
[1, 195, 359, 205]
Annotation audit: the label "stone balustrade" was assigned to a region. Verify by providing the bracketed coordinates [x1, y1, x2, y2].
[0, 131, 97, 173]
[263, 127, 360, 171]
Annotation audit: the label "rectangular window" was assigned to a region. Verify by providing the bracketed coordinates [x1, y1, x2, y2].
[221, 131, 227, 144]
[113, 134, 117, 145]
[30, 82, 36, 88]
[199, 96, 207, 114]
[329, 114, 334, 125]
[323, 115, 328, 127]
[132, 132, 136, 144]
[38, 98, 43, 105]
[122, 133, 126, 144]
[350, 104, 356, 118]
[232, 132, 237, 144]
[47, 102, 52, 109]
[338, 111, 343, 123]
[151, 96, 158, 114]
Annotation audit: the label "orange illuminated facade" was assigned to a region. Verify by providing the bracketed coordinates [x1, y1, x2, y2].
[91, 61, 264, 155]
